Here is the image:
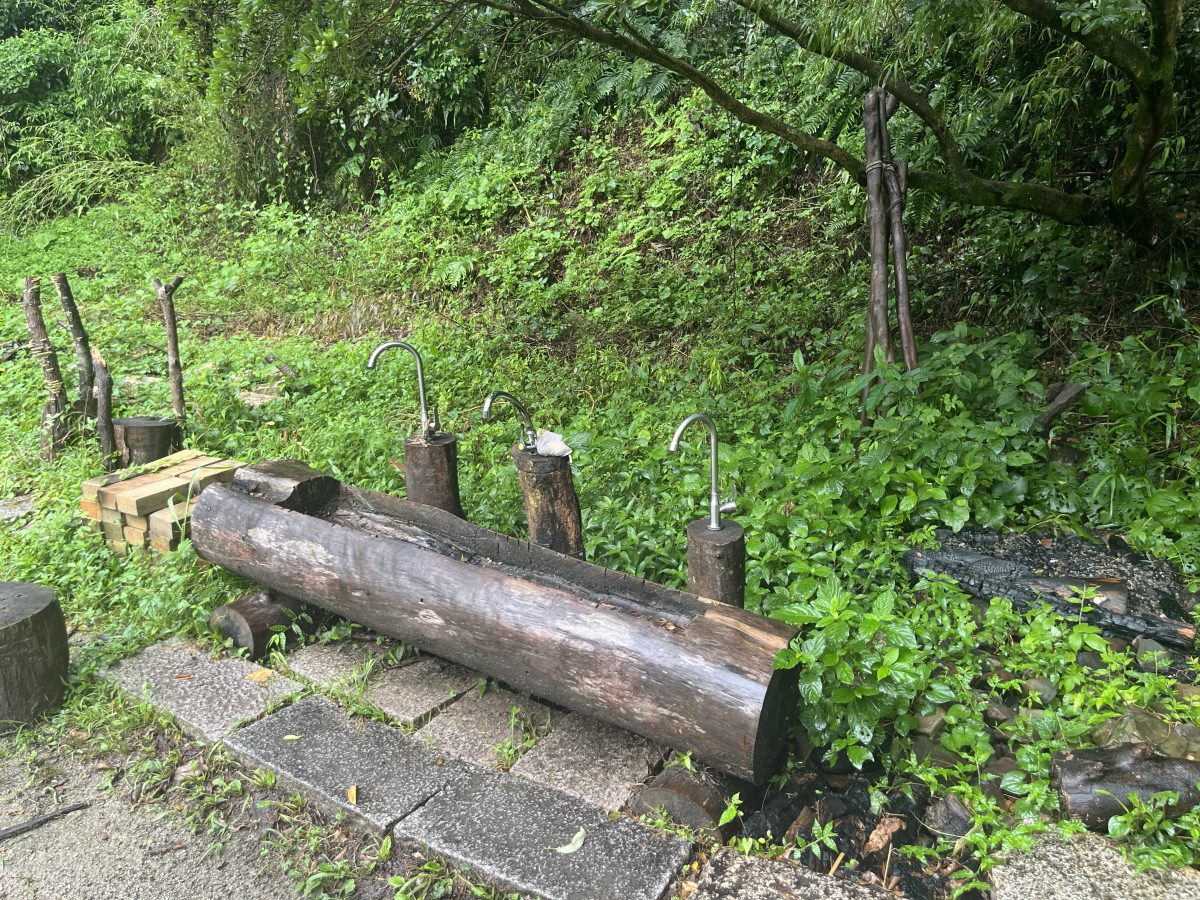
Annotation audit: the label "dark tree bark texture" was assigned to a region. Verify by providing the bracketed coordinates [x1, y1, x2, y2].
[191, 460, 798, 783]
[0, 582, 68, 735]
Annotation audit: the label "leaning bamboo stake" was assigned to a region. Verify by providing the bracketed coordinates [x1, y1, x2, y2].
[153, 276, 186, 426]
[20, 277, 72, 459]
[52, 273, 95, 418]
[864, 89, 892, 369]
[876, 92, 917, 372]
[91, 348, 117, 471]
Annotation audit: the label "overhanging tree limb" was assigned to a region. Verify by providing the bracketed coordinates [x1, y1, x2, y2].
[995, 0, 1154, 89]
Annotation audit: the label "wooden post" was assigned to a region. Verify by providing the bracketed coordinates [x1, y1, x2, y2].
[209, 590, 328, 660]
[51, 274, 95, 418]
[0, 582, 68, 734]
[91, 349, 117, 471]
[153, 276, 186, 426]
[875, 92, 917, 372]
[20, 277, 73, 459]
[686, 518, 746, 608]
[191, 460, 798, 783]
[114, 416, 178, 466]
[403, 433, 465, 518]
[511, 446, 584, 558]
[863, 89, 892, 369]
[630, 760, 759, 837]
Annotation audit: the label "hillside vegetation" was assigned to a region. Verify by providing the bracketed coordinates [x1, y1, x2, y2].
[2, 0, 1200, 892]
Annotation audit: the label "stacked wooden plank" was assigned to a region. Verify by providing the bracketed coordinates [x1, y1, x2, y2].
[81, 449, 242, 555]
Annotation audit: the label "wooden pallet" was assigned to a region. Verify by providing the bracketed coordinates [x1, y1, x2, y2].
[80, 449, 242, 555]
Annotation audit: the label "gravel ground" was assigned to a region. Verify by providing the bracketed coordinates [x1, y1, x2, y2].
[0, 753, 298, 900]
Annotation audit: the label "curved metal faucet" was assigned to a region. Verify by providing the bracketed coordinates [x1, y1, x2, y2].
[669, 412, 735, 531]
[367, 341, 438, 439]
[483, 390, 537, 451]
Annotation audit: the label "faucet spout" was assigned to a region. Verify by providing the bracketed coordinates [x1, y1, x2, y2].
[669, 412, 726, 531]
[483, 390, 537, 451]
[367, 340, 438, 439]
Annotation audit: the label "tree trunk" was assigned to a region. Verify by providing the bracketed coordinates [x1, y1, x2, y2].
[511, 446, 584, 558]
[0, 582, 68, 735]
[209, 590, 328, 660]
[20, 277, 73, 459]
[153, 277, 186, 425]
[190, 460, 798, 783]
[875, 94, 917, 372]
[1052, 743, 1200, 830]
[91, 349, 117, 471]
[51, 273, 95, 419]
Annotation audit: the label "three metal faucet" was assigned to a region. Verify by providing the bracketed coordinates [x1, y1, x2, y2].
[669, 412, 736, 531]
[366, 341, 438, 439]
[482, 390, 538, 451]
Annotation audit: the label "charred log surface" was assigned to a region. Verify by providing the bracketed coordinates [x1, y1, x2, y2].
[512, 447, 584, 558]
[1052, 743, 1200, 830]
[904, 547, 1196, 650]
[191, 460, 798, 783]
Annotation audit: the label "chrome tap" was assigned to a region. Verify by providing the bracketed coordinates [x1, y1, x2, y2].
[367, 340, 438, 439]
[482, 390, 537, 451]
[669, 412, 735, 531]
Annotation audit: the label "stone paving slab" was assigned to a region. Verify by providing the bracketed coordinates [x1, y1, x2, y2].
[990, 832, 1200, 900]
[285, 640, 384, 690]
[394, 767, 692, 900]
[689, 850, 885, 900]
[224, 695, 464, 834]
[511, 712, 662, 811]
[365, 657, 479, 727]
[416, 685, 553, 769]
[106, 638, 301, 742]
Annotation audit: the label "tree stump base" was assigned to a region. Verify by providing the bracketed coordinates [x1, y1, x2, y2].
[0, 583, 68, 734]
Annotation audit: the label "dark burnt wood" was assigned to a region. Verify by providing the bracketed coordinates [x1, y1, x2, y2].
[0, 582, 68, 735]
[191, 461, 798, 783]
[686, 518, 746, 608]
[403, 433, 465, 518]
[1052, 743, 1200, 830]
[209, 590, 325, 660]
[511, 447, 584, 558]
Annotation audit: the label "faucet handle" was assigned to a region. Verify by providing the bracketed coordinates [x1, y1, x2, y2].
[428, 403, 441, 437]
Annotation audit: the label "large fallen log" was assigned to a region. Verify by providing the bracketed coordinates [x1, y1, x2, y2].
[191, 460, 798, 783]
[1052, 743, 1200, 830]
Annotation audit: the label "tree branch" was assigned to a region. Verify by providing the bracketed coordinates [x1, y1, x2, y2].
[996, 0, 1154, 90]
[508, 0, 865, 176]
[729, 0, 964, 173]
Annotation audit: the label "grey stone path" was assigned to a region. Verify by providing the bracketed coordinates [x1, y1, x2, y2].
[990, 832, 1200, 900]
[104, 637, 687, 900]
[106, 638, 300, 742]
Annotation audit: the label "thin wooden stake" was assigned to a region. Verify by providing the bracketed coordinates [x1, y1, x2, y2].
[92, 348, 117, 471]
[153, 276, 186, 425]
[863, 90, 892, 369]
[51, 273, 95, 418]
[20, 277, 72, 459]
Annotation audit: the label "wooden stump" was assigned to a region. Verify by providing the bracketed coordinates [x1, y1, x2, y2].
[629, 761, 757, 837]
[511, 447, 584, 558]
[114, 416, 178, 467]
[0, 583, 68, 734]
[686, 518, 746, 608]
[403, 433, 465, 518]
[209, 590, 327, 660]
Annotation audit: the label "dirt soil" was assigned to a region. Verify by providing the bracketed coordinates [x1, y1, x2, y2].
[0, 752, 297, 900]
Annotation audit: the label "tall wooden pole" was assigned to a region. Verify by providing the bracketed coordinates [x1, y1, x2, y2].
[876, 92, 918, 372]
[20, 277, 72, 459]
[153, 277, 186, 426]
[91, 349, 117, 471]
[863, 89, 892, 369]
[51, 273, 95, 418]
